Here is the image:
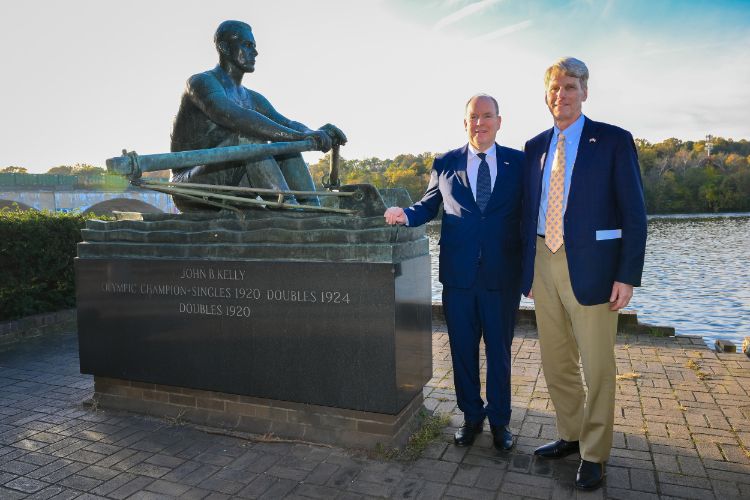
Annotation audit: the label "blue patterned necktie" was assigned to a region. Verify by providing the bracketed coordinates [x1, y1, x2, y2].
[475, 152, 491, 212]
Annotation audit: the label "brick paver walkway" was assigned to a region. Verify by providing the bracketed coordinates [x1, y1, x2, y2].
[1, 322, 749, 498]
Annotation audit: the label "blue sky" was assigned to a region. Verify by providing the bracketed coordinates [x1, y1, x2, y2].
[1, 0, 748, 172]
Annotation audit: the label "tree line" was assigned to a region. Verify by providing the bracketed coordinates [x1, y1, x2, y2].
[4, 136, 748, 214]
[636, 137, 749, 213]
[308, 153, 436, 204]
[1, 164, 108, 175]
[309, 136, 750, 214]
[0, 164, 168, 179]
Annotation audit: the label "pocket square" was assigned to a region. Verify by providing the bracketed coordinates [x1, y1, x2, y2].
[596, 229, 622, 240]
[589, 137, 597, 143]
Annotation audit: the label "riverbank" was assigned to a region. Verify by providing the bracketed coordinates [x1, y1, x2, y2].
[0, 316, 748, 497]
[426, 213, 750, 348]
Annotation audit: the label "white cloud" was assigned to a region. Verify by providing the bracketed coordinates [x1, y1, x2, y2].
[471, 19, 533, 42]
[433, 0, 503, 31]
[641, 41, 727, 57]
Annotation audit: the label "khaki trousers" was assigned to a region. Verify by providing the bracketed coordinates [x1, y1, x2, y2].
[533, 236, 618, 462]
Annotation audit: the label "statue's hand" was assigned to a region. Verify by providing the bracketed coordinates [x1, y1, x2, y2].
[306, 130, 332, 153]
[319, 124, 347, 147]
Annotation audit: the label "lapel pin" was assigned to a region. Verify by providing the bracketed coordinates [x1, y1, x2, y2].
[503, 161, 510, 165]
[589, 137, 597, 143]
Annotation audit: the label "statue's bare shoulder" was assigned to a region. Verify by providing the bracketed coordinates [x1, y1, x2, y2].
[185, 67, 276, 118]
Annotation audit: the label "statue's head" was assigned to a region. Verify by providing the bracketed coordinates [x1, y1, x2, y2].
[215, 20, 257, 73]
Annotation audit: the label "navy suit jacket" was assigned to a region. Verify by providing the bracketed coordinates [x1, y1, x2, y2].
[404, 143, 524, 292]
[521, 117, 647, 305]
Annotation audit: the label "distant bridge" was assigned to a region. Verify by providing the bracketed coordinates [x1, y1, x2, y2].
[0, 174, 177, 214]
[0, 173, 413, 215]
[0, 188, 178, 214]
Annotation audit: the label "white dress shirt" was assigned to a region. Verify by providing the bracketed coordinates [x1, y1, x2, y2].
[403, 143, 498, 226]
[467, 143, 498, 201]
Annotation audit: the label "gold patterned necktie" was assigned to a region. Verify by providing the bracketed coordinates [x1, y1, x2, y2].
[545, 132, 566, 253]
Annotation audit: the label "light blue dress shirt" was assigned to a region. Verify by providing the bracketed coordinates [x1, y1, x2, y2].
[537, 114, 585, 236]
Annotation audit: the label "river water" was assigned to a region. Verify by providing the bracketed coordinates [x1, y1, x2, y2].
[425, 213, 750, 347]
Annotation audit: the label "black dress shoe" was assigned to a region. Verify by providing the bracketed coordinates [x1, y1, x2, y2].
[575, 460, 604, 490]
[490, 425, 514, 450]
[454, 420, 483, 446]
[533, 439, 580, 458]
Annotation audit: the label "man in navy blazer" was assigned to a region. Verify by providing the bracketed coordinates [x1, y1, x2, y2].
[385, 94, 523, 450]
[521, 58, 647, 490]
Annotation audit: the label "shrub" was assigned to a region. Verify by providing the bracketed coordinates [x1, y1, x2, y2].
[0, 208, 111, 321]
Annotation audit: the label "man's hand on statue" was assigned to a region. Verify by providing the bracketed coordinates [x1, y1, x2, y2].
[319, 124, 347, 147]
[306, 130, 332, 152]
[384, 207, 407, 225]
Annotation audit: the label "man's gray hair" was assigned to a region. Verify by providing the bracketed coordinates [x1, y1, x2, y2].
[465, 94, 500, 115]
[544, 57, 589, 90]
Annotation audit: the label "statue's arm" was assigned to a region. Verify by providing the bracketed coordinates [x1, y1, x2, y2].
[250, 91, 311, 133]
[187, 75, 326, 147]
[253, 90, 347, 147]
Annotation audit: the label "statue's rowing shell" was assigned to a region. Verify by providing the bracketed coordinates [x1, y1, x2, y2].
[106, 141, 386, 217]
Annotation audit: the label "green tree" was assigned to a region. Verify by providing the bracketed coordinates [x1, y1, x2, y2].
[1, 166, 27, 173]
[47, 163, 105, 175]
[72, 164, 106, 175]
[46, 165, 74, 175]
[635, 135, 749, 213]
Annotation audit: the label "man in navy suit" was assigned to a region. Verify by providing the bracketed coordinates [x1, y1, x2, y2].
[384, 94, 523, 450]
[521, 58, 647, 490]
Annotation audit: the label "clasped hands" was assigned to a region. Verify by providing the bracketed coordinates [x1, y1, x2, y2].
[305, 123, 347, 153]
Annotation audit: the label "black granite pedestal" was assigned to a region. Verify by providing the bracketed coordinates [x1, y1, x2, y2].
[76, 211, 432, 448]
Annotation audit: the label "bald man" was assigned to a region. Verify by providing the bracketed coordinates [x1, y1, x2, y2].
[385, 94, 524, 450]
